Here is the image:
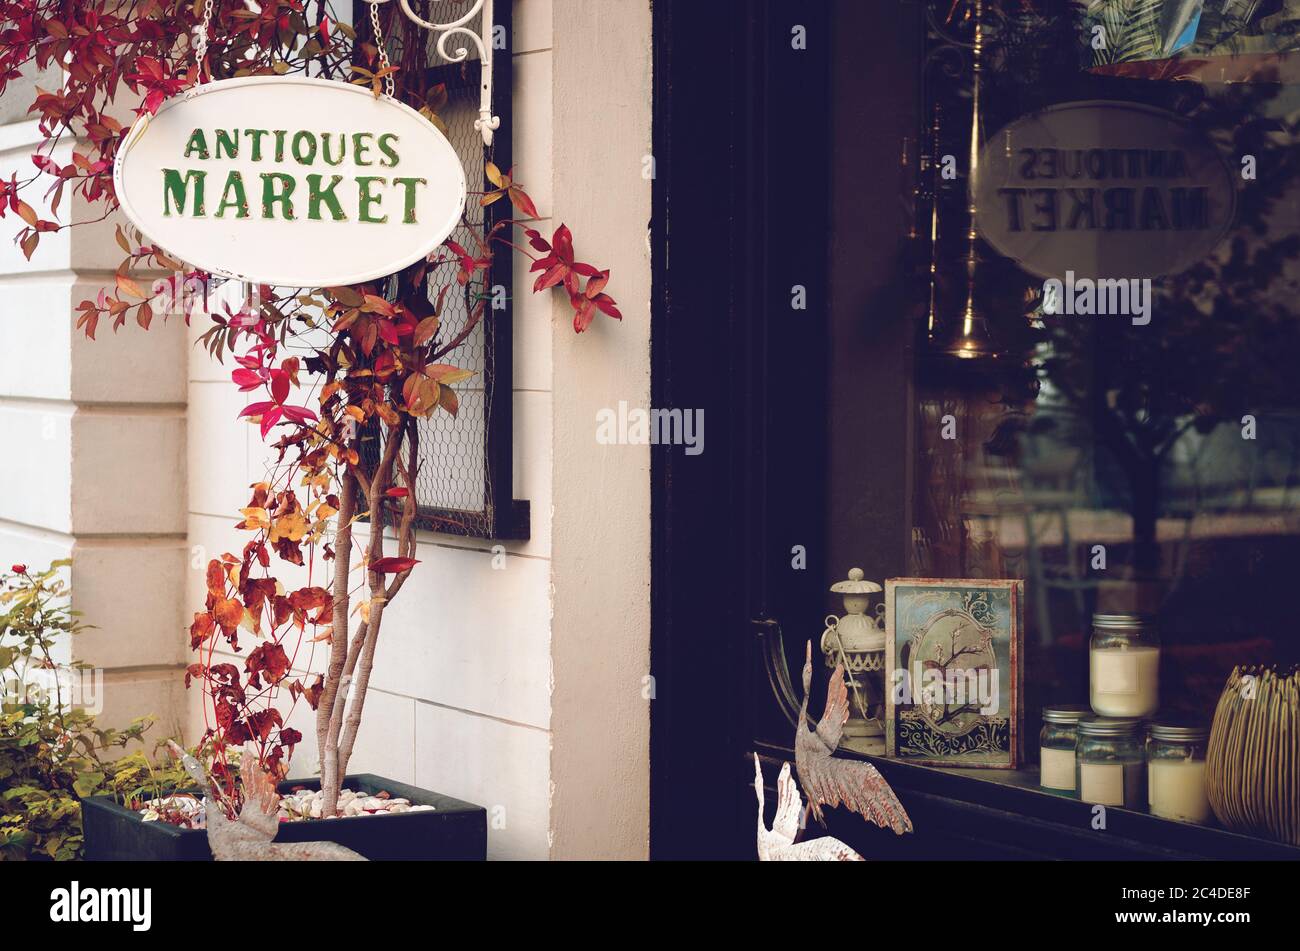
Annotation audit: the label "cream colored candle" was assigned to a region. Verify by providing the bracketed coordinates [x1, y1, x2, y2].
[1078, 762, 1143, 807]
[1149, 759, 1210, 823]
[1040, 747, 1076, 791]
[1090, 645, 1159, 717]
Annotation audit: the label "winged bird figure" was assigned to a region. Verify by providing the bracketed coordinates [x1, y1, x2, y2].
[795, 640, 913, 833]
[754, 754, 863, 861]
[170, 741, 366, 861]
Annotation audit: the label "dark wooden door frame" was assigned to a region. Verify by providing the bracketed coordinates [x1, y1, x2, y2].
[649, 0, 833, 860]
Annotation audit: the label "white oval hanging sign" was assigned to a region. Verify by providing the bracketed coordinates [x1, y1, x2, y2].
[974, 100, 1236, 281]
[114, 76, 467, 287]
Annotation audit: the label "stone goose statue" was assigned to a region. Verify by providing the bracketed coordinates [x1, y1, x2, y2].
[754, 754, 862, 861]
[170, 742, 366, 861]
[794, 640, 913, 833]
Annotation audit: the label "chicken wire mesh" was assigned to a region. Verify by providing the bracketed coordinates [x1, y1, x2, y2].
[358, 0, 525, 538]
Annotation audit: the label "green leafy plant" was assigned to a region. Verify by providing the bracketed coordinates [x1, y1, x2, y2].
[1079, 0, 1200, 66]
[107, 745, 206, 814]
[0, 561, 161, 859]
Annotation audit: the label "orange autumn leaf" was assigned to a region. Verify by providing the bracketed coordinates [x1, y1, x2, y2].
[14, 199, 38, 227]
[205, 560, 227, 597]
[402, 373, 439, 416]
[268, 512, 308, 543]
[212, 596, 244, 633]
[189, 611, 215, 649]
[437, 383, 459, 417]
[414, 315, 440, 346]
[238, 506, 271, 530]
[424, 364, 474, 385]
[288, 586, 331, 615]
[115, 273, 147, 298]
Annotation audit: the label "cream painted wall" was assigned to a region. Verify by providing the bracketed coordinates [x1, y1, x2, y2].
[0, 109, 189, 738]
[549, 0, 653, 860]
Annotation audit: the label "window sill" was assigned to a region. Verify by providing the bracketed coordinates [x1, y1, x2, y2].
[753, 740, 1300, 860]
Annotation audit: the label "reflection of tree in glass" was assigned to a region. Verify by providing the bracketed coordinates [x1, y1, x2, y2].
[971, 8, 1300, 585]
[1026, 80, 1300, 580]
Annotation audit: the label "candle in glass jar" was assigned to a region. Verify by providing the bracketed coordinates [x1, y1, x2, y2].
[1039, 704, 1089, 793]
[1149, 759, 1210, 823]
[1040, 747, 1076, 791]
[1076, 715, 1145, 808]
[1090, 645, 1159, 717]
[1078, 761, 1144, 807]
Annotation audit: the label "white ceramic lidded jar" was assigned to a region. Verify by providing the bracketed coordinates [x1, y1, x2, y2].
[1147, 719, 1211, 824]
[1089, 614, 1160, 718]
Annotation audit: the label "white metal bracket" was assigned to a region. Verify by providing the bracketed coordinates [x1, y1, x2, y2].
[366, 0, 500, 146]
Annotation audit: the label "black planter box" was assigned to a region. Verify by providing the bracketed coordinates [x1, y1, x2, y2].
[82, 774, 486, 861]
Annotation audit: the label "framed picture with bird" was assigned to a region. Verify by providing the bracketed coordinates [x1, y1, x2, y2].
[884, 578, 1024, 768]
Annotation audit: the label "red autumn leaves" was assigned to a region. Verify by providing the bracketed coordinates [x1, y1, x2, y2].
[369, 557, 419, 574]
[234, 337, 319, 439]
[186, 503, 335, 781]
[328, 284, 433, 359]
[525, 224, 622, 333]
[480, 161, 622, 333]
[126, 56, 190, 116]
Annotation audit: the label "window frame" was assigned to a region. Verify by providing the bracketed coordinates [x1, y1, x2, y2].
[360, 0, 529, 541]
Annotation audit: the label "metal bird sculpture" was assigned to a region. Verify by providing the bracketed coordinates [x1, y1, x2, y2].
[795, 640, 913, 834]
[754, 754, 863, 861]
[169, 741, 366, 861]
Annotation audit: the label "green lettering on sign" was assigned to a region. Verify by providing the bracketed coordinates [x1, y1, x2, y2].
[306, 173, 347, 221]
[215, 129, 239, 160]
[162, 168, 206, 216]
[260, 172, 296, 220]
[183, 129, 209, 160]
[352, 133, 375, 167]
[378, 133, 400, 168]
[159, 124, 432, 225]
[245, 128, 269, 162]
[292, 131, 317, 165]
[356, 176, 388, 223]
[393, 177, 426, 224]
[215, 170, 249, 219]
[321, 133, 346, 167]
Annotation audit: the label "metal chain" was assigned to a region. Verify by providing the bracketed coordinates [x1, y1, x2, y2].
[368, 1, 395, 99]
[194, 0, 214, 79]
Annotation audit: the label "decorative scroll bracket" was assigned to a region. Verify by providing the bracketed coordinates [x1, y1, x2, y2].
[367, 0, 500, 146]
